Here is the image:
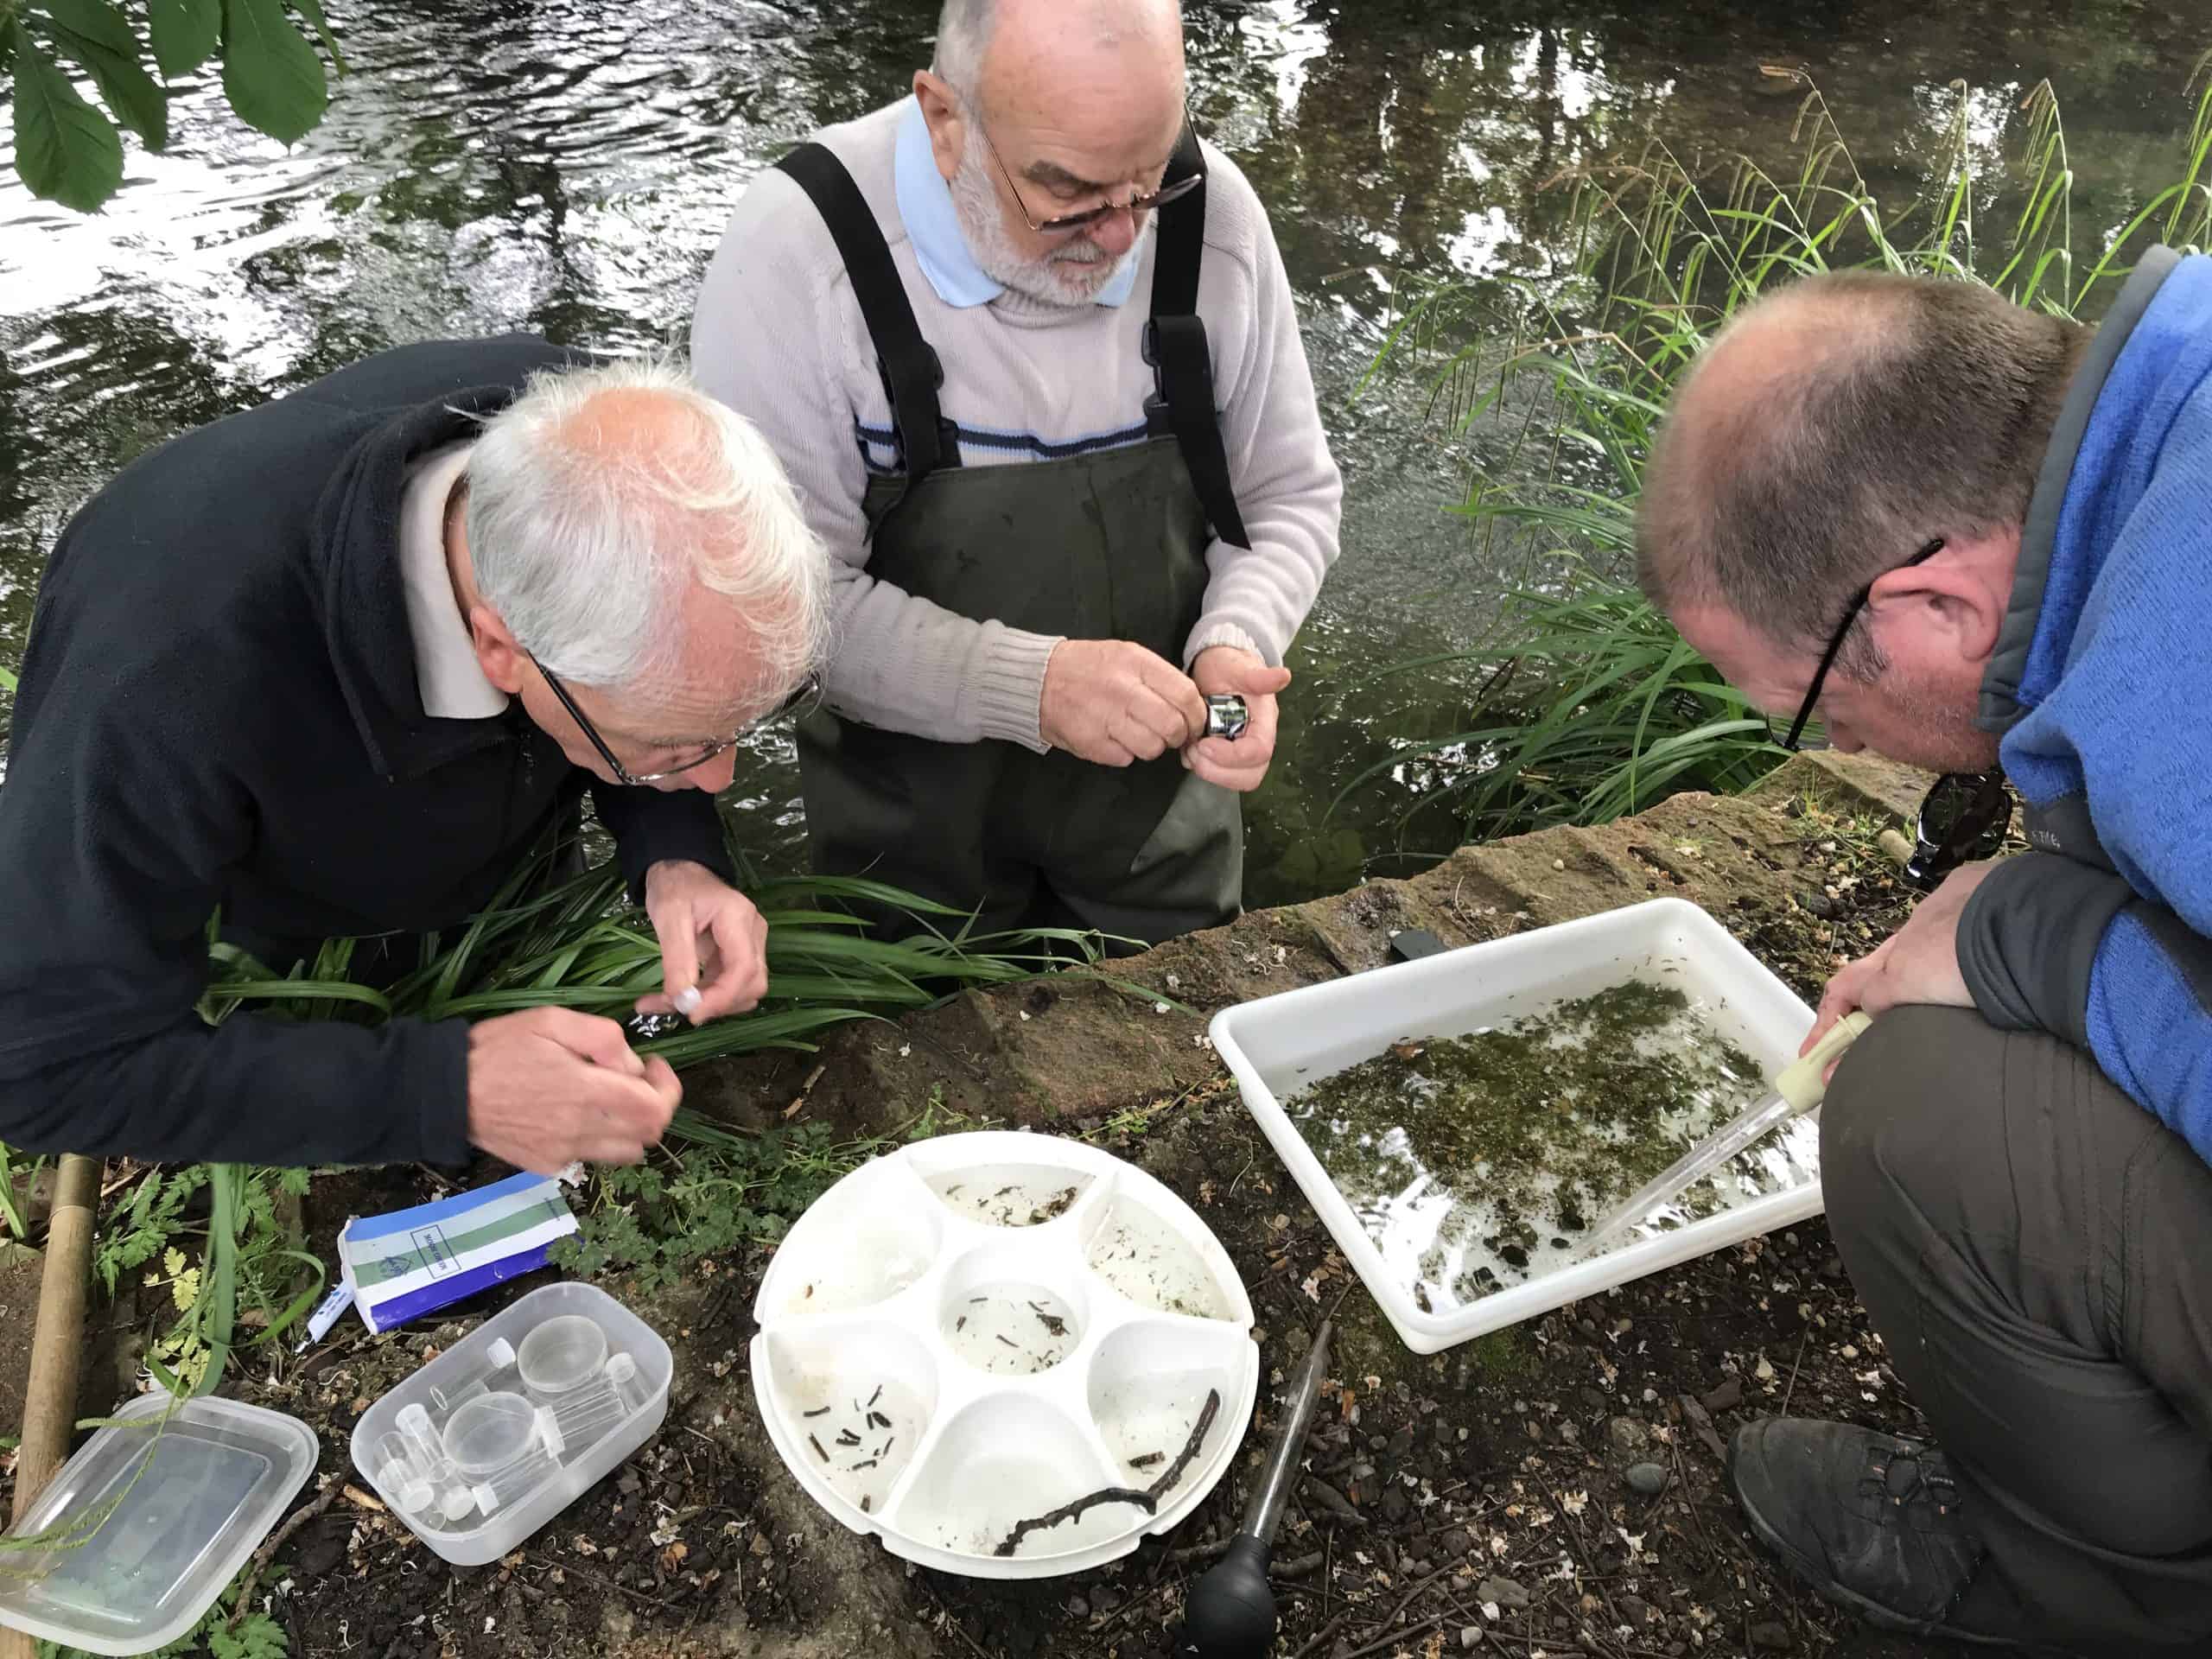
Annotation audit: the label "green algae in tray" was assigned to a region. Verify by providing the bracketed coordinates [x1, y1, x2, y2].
[1285, 980, 1815, 1313]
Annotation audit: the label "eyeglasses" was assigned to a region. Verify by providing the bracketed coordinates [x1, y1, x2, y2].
[974, 115, 1201, 235]
[1775, 537, 1948, 751]
[531, 655, 820, 787]
[1903, 770, 2012, 890]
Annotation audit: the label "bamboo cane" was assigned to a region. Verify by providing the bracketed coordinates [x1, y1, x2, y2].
[1, 1153, 101, 1659]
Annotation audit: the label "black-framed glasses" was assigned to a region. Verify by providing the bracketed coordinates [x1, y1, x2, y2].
[975, 116, 1201, 235]
[1904, 770, 2012, 890]
[531, 655, 819, 786]
[1776, 537, 1948, 751]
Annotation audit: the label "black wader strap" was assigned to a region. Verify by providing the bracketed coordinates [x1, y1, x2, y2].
[775, 143, 961, 498]
[1146, 125, 1251, 550]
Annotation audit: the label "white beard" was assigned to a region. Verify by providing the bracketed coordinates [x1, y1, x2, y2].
[948, 139, 1149, 308]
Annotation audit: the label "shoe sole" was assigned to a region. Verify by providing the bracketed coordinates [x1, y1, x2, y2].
[1733, 1473, 2072, 1656]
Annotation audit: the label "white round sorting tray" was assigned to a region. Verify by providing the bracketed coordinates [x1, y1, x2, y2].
[750, 1130, 1259, 1580]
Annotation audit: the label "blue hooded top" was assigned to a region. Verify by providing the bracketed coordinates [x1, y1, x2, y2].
[1960, 245, 2212, 1165]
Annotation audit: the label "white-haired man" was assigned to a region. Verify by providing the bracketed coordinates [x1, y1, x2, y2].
[0, 340, 827, 1172]
[691, 0, 1342, 944]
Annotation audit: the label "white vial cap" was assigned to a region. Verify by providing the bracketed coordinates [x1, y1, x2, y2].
[606, 1354, 637, 1384]
[440, 1484, 477, 1522]
[486, 1336, 517, 1369]
[535, 1405, 565, 1459]
[397, 1402, 432, 1434]
[471, 1482, 500, 1516]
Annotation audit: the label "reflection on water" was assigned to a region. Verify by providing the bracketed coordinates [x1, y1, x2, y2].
[2, 0, 2203, 902]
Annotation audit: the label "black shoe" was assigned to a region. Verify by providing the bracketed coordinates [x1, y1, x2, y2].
[1727, 1418, 2058, 1652]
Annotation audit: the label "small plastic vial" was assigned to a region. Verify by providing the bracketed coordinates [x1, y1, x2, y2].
[429, 1336, 518, 1415]
[607, 1352, 649, 1414]
[393, 1402, 478, 1524]
[466, 1406, 562, 1516]
[374, 1430, 436, 1516]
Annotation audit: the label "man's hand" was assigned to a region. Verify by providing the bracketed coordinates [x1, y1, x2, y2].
[637, 859, 769, 1023]
[1039, 639, 1210, 766]
[1802, 861, 1999, 1055]
[466, 1007, 682, 1173]
[1183, 645, 1294, 793]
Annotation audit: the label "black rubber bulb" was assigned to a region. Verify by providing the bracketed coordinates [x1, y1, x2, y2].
[1181, 1535, 1277, 1658]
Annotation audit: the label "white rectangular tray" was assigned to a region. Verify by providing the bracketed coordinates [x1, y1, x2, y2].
[1210, 898, 1821, 1353]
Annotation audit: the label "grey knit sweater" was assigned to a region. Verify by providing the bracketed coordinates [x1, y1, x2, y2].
[690, 99, 1343, 753]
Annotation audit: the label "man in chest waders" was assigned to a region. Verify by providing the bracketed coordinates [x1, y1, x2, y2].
[691, 0, 1343, 945]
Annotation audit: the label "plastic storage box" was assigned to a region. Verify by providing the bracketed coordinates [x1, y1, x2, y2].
[0, 1394, 317, 1656]
[1210, 898, 1822, 1354]
[350, 1281, 670, 1565]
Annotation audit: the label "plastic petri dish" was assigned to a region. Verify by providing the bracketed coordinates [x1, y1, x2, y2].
[442, 1391, 543, 1476]
[518, 1315, 608, 1397]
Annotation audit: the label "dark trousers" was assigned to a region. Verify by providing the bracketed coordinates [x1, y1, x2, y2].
[1822, 1007, 2212, 1651]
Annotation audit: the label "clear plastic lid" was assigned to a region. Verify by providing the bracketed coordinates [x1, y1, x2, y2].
[0, 1393, 318, 1656]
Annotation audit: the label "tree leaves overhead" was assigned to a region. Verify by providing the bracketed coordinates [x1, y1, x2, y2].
[219, 0, 327, 146]
[287, 0, 345, 73]
[42, 0, 168, 149]
[147, 0, 221, 79]
[5, 0, 341, 210]
[9, 18, 124, 212]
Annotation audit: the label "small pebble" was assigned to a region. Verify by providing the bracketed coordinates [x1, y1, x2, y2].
[1477, 1575, 1532, 1611]
[1626, 1461, 1669, 1497]
[1066, 1597, 1090, 1620]
[1460, 1629, 1482, 1651]
[1750, 1621, 1791, 1651]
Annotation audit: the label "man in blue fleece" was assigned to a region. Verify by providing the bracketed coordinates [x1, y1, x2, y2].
[1637, 250, 2212, 1653]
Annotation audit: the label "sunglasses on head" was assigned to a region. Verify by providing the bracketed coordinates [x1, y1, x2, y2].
[1904, 770, 2012, 889]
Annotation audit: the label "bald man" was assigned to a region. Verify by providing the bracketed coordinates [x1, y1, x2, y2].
[1640, 252, 2212, 1652]
[691, 0, 1342, 946]
[0, 345, 825, 1173]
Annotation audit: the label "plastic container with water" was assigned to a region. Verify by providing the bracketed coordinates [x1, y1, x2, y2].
[1211, 898, 1826, 1354]
[0, 1395, 318, 1656]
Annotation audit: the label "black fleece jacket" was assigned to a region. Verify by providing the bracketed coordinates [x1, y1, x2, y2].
[0, 337, 734, 1167]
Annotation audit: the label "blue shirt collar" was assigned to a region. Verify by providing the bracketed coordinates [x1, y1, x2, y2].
[893, 97, 1141, 310]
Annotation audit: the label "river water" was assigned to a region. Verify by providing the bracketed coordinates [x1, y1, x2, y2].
[2, 0, 2203, 906]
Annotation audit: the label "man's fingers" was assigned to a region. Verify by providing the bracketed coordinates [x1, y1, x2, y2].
[1803, 949, 1885, 1054]
[1190, 750, 1270, 793]
[588, 1068, 678, 1141]
[575, 1136, 652, 1167]
[699, 906, 768, 1014]
[1229, 663, 1294, 696]
[640, 1055, 683, 1112]
[1122, 683, 1195, 751]
[1108, 712, 1168, 762]
[655, 897, 702, 1013]
[531, 1007, 646, 1075]
[1140, 656, 1209, 734]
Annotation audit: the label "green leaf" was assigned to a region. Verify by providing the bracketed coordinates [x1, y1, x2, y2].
[219, 0, 325, 145]
[148, 0, 220, 77]
[0, 662, 19, 691]
[42, 0, 169, 149]
[285, 0, 343, 72]
[197, 1164, 240, 1395]
[9, 20, 124, 211]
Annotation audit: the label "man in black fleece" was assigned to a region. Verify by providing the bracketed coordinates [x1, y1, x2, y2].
[0, 339, 827, 1173]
